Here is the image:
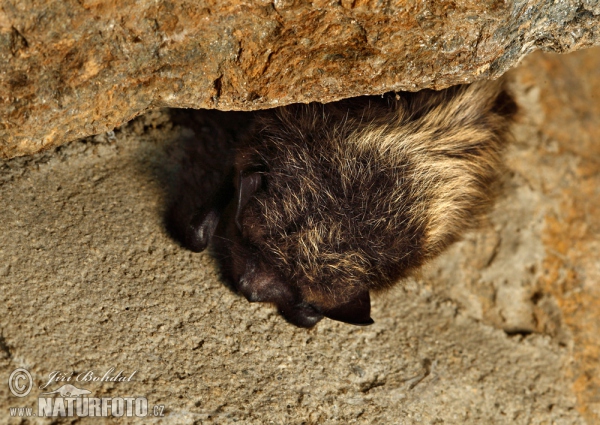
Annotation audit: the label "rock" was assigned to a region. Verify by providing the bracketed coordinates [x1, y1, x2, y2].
[425, 47, 600, 424]
[1, 47, 599, 423]
[1, 0, 600, 158]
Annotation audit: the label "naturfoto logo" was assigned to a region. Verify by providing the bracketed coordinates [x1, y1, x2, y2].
[8, 367, 165, 418]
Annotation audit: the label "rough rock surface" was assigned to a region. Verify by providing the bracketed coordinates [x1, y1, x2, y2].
[1, 0, 600, 158]
[1, 47, 599, 424]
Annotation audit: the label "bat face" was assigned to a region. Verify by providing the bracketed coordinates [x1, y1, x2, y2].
[168, 82, 515, 327]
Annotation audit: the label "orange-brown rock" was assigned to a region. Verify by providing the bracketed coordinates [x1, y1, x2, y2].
[1, 0, 599, 158]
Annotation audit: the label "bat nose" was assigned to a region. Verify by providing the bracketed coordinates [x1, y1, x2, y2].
[279, 302, 323, 328]
[236, 258, 293, 304]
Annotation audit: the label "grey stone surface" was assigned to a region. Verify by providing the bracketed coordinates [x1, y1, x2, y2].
[3, 48, 600, 423]
[2, 0, 600, 158]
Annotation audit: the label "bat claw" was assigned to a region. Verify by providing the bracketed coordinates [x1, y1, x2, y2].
[185, 209, 220, 252]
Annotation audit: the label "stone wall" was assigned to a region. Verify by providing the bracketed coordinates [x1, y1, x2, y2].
[1, 0, 600, 158]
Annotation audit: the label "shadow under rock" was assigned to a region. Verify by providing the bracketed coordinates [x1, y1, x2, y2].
[157, 108, 255, 293]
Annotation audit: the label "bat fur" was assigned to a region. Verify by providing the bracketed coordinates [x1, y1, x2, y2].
[167, 80, 516, 327]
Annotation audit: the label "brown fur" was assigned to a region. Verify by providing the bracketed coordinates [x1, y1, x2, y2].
[168, 81, 516, 327]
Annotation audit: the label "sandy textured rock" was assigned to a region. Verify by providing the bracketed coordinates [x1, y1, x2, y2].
[1, 47, 600, 424]
[424, 48, 600, 423]
[1, 0, 600, 158]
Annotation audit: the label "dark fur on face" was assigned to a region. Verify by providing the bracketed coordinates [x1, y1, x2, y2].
[167, 81, 516, 327]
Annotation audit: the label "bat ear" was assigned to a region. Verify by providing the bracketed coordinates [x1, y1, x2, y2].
[235, 171, 263, 231]
[320, 290, 374, 326]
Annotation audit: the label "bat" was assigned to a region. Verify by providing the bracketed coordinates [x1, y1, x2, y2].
[166, 81, 516, 327]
